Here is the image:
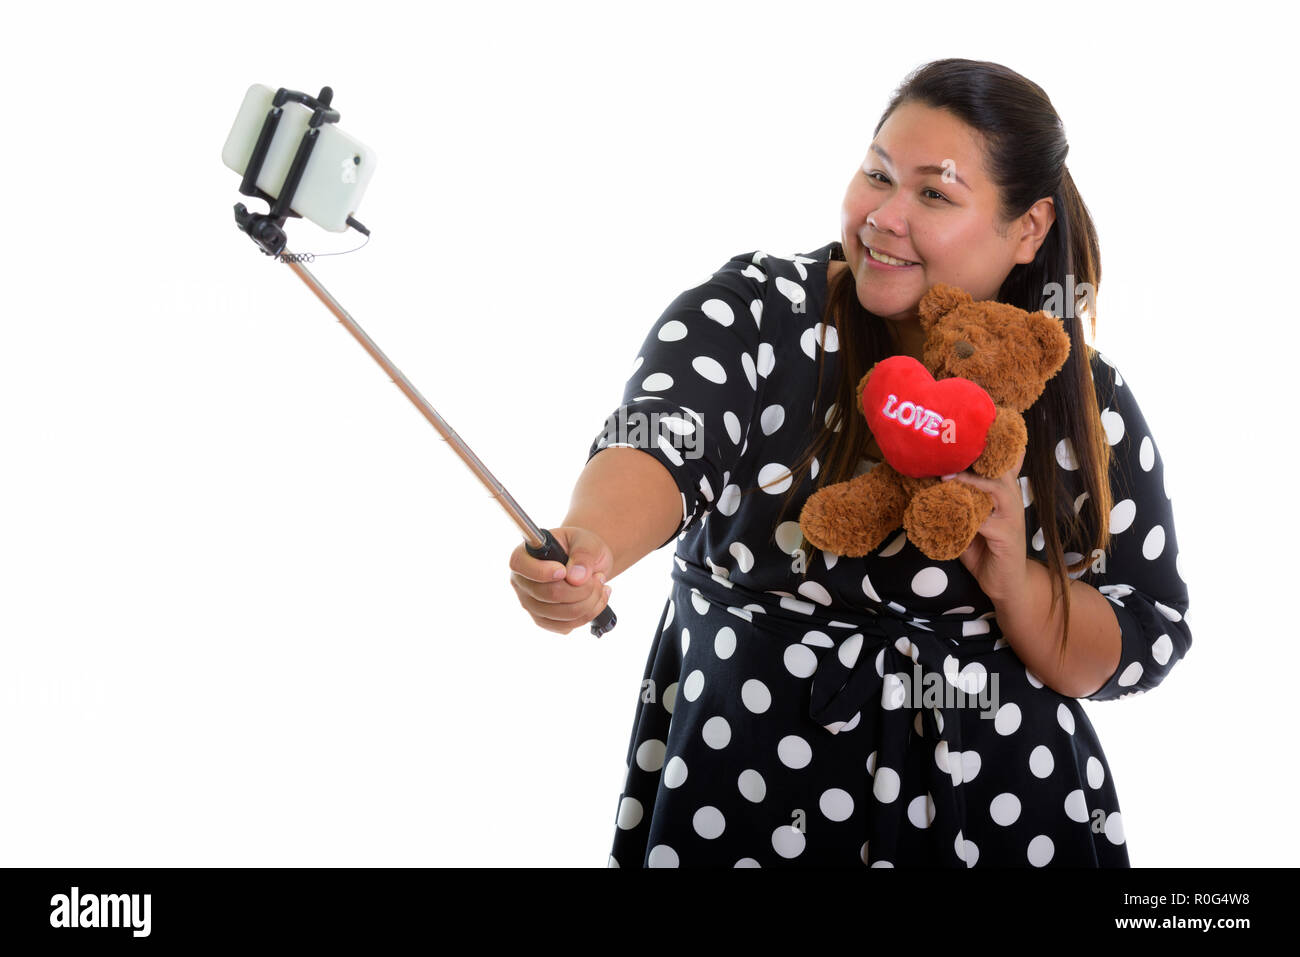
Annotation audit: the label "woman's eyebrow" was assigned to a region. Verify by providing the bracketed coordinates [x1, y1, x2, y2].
[869, 143, 971, 191]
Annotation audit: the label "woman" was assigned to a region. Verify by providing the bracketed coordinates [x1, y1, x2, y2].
[508, 58, 1192, 867]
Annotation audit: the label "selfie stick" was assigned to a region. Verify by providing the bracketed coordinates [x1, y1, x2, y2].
[231, 85, 617, 637]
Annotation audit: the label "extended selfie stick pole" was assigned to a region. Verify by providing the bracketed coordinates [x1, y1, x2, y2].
[232, 86, 616, 638]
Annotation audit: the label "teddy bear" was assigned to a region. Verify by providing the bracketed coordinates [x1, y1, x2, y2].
[797, 282, 1071, 561]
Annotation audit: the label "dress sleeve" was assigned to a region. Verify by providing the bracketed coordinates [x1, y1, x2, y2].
[1077, 353, 1193, 701]
[586, 252, 765, 550]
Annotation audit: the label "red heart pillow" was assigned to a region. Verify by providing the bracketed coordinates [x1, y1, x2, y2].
[861, 356, 996, 478]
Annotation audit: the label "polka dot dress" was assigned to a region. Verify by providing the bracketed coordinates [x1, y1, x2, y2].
[587, 241, 1193, 867]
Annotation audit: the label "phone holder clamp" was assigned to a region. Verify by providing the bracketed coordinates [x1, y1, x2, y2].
[232, 86, 368, 258]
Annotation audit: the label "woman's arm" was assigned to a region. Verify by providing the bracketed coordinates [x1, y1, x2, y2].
[562, 447, 683, 583]
[993, 559, 1123, 698]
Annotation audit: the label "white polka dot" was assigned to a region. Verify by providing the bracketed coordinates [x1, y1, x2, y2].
[641, 372, 673, 392]
[757, 462, 793, 494]
[990, 792, 1021, 826]
[734, 857, 761, 868]
[961, 749, 982, 784]
[700, 298, 734, 326]
[775, 275, 805, 306]
[657, 319, 687, 341]
[1143, 525, 1166, 560]
[797, 580, 832, 606]
[1105, 811, 1126, 845]
[664, 756, 688, 788]
[819, 788, 854, 822]
[636, 739, 666, 772]
[682, 669, 704, 702]
[994, 702, 1022, 735]
[1118, 661, 1143, 687]
[907, 793, 935, 829]
[738, 769, 767, 802]
[702, 716, 731, 749]
[716, 483, 742, 516]
[774, 521, 803, 554]
[1030, 745, 1055, 778]
[1064, 789, 1089, 823]
[1027, 835, 1055, 866]
[873, 766, 901, 803]
[741, 353, 758, 390]
[838, 633, 864, 669]
[771, 825, 806, 859]
[1100, 407, 1125, 445]
[714, 626, 738, 659]
[1139, 436, 1155, 471]
[647, 844, 679, 867]
[741, 679, 771, 713]
[756, 343, 775, 378]
[802, 630, 833, 648]
[662, 682, 677, 714]
[783, 643, 818, 678]
[1152, 633, 1173, 666]
[760, 404, 785, 435]
[661, 417, 696, 443]
[728, 542, 755, 574]
[778, 735, 813, 769]
[956, 831, 979, 867]
[1057, 702, 1076, 735]
[693, 806, 726, 839]
[722, 411, 742, 446]
[692, 355, 726, 384]
[616, 796, 643, 829]
[1110, 498, 1136, 534]
[1055, 437, 1079, 470]
[911, 567, 949, 598]
[1086, 756, 1105, 788]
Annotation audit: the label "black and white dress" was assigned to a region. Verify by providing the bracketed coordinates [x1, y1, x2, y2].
[586, 241, 1193, 867]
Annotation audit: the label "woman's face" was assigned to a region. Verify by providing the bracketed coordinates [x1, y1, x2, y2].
[840, 100, 1056, 325]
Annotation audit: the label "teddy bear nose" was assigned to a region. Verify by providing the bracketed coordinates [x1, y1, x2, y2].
[954, 340, 974, 358]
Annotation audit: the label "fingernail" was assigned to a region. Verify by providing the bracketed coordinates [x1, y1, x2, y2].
[596, 572, 606, 585]
[571, 564, 586, 581]
[603, 586, 612, 600]
[941, 473, 956, 481]
[552, 566, 566, 580]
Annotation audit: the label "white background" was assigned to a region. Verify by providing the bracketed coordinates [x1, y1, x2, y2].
[2, 0, 1295, 867]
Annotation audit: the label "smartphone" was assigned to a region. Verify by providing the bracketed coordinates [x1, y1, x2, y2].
[221, 83, 377, 233]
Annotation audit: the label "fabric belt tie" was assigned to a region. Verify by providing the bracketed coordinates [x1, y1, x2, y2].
[669, 556, 1006, 862]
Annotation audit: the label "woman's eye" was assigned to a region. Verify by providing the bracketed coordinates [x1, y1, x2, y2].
[864, 172, 948, 202]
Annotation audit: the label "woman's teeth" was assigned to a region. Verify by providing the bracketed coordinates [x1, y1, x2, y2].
[867, 246, 917, 266]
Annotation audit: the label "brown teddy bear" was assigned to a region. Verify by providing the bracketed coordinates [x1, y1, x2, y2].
[798, 283, 1071, 561]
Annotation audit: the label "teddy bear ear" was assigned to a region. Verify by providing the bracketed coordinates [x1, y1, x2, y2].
[918, 283, 973, 328]
[1029, 310, 1072, 380]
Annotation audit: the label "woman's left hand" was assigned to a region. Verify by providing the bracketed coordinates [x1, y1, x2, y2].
[942, 445, 1030, 605]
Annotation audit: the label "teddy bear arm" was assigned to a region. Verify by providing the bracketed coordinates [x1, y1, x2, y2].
[971, 408, 1028, 478]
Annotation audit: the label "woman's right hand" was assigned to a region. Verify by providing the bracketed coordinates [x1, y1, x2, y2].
[509, 526, 615, 635]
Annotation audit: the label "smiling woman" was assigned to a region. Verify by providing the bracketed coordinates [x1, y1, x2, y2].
[526, 57, 1192, 869]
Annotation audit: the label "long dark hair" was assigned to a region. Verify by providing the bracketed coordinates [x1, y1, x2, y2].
[743, 58, 1114, 670]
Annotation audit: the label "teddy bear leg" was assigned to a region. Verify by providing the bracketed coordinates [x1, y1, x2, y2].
[903, 481, 994, 561]
[798, 469, 909, 558]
